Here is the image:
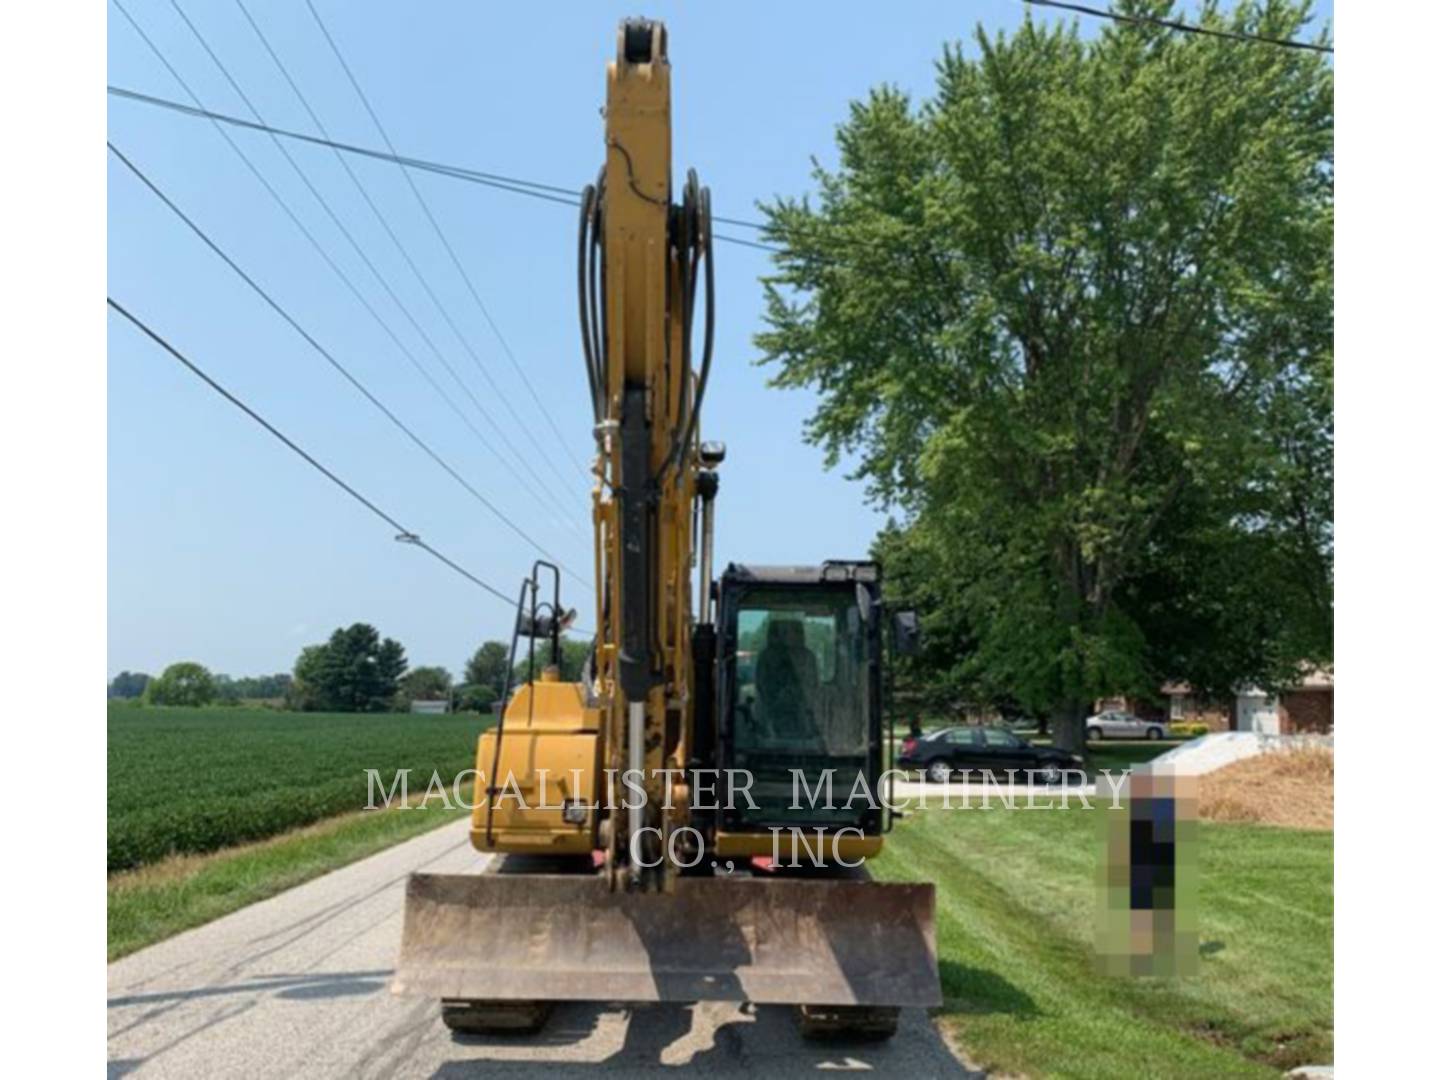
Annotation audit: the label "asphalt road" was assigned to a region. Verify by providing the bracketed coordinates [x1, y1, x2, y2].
[107, 819, 980, 1078]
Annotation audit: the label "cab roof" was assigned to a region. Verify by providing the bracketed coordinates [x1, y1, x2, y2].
[721, 561, 879, 585]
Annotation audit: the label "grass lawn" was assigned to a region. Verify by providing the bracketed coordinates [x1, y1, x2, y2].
[872, 804, 1332, 1078]
[108, 796, 468, 959]
[1085, 739, 1182, 774]
[108, 704, 490, 871]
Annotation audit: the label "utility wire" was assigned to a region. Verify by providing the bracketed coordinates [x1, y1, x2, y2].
[304, 0, 593, 478]
[1023, 0, 1333, 54]
[111, 1, 585, 557]
[110, 79, 977, 277]
[105, 85, 779, 250]
[107, 296, 514, 606]
[107, 139, 588, 586]
[108, 6, 520, 474]
[105, 80, 993, 275]
[238, 0, 587, 495]
[165, 0, 581, 528]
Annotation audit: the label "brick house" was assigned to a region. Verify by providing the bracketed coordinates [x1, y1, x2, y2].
[1278, 667, 1334, 733]
[1232, 667, 1335, 734]
[1105, 665, 1334, 735]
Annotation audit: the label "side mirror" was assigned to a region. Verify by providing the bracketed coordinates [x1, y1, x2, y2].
[891, 610, 921, 657]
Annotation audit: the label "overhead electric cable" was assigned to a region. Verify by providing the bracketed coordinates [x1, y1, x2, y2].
[304, 0, 595, 475]
[236, 0, 586, 494]
[165, 0, 580, 526]
[107, 140, 589, 585]
[111, 1, 586, 549]
[1023, 0, 1333, 53]
[107, 296, 515, 605]
[105, 85, 779, 250]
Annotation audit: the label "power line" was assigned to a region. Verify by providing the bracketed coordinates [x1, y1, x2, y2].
[107, 81, 982, 278]
[165, 0, 581, 528]
[304, 0, 593, 477]
[107, 139, 589, 586]
[1023, 1, 1333, 54]
[107, 296, 514, 606]
[104, 86, 583, 201]
[105, 80, 1005, 282]
[107, 6, 514, 477]
[105, 85, 779, 250]
[238, 0, 589, 494]
[111, 2, 586, 551]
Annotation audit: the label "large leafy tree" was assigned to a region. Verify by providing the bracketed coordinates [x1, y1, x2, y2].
[145, 662, 216, 707]
[511, 636, 590, 687]
[108, 670, 151, 700]
[400, 665, 454, 703]
[290, 624, 408, 712]
[464, 641, 512, 698]
[758, 2, 1332, 751]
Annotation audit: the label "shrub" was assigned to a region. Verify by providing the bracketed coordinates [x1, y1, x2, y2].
[144, 662, 217, 707]
[1168, 721, 1211, 738]
[455, 683, 497, 713]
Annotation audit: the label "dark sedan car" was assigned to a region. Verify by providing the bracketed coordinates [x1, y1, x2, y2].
[898, 725, 1085, 784]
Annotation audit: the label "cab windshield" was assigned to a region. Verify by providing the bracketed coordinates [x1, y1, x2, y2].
[727, 586, 874, 825]
[733, 589, 869, 754]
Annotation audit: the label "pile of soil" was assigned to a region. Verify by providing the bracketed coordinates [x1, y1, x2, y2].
[1199, 746, 1334, 830]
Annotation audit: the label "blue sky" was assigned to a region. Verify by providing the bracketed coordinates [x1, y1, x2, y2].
[107, 1, 1334, 680]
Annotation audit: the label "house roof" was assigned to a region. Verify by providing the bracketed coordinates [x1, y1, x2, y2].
[1162, 664, 1333, 697]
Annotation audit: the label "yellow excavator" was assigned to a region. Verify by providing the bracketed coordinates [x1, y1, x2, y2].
[394, 18, 939, 1040]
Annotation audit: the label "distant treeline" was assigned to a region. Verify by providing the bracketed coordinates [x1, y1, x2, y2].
[109, 622, 591, 714]
[108, 669, 290, 703]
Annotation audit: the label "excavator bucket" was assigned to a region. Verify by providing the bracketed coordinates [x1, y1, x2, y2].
[393, 872, 940, 1007]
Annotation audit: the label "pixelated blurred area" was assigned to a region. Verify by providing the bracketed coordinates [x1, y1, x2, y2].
[1098, 766, 1200, 977]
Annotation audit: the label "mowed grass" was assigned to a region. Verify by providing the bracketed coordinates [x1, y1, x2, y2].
[108, 705, 490, 872]
[872, 804, 1332, 1078]
[1084, 738, 1182, 774]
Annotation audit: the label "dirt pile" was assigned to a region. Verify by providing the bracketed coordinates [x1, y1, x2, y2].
[1199, 746, 1334, 830]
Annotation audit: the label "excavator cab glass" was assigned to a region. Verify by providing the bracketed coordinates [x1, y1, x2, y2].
[717, 564, 884, 831]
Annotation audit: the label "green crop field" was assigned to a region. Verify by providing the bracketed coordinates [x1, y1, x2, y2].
[107, 704, 491, 873]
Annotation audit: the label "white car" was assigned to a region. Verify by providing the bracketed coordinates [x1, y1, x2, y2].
[1085, 710, 1166, 741]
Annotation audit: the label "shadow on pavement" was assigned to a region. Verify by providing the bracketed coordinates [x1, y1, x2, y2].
[432, 1001, 984, 1077]
[107, 969, 392, 1008]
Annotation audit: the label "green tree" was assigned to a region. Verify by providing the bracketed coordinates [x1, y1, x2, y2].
[289, 645, 329, 711]
[145, 662, 217, 707]
[464, 641, 512, 698]
[289, 624, 409, 712]
[511, 636, 589, 687]
[454, 683, 497, 714]
[108, 671, 151, 700]
[400, 665, 453, 703]
[758, 2, 1332, 752]
[211, 672, 293, 704]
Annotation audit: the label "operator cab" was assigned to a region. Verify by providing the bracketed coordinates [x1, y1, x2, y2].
[714, 562, 886, 834]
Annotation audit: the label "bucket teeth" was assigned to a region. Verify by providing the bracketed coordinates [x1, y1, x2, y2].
[394, 872, 940, 1008]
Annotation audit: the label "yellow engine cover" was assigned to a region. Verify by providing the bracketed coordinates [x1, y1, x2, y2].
[471, 674, 602, 855]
